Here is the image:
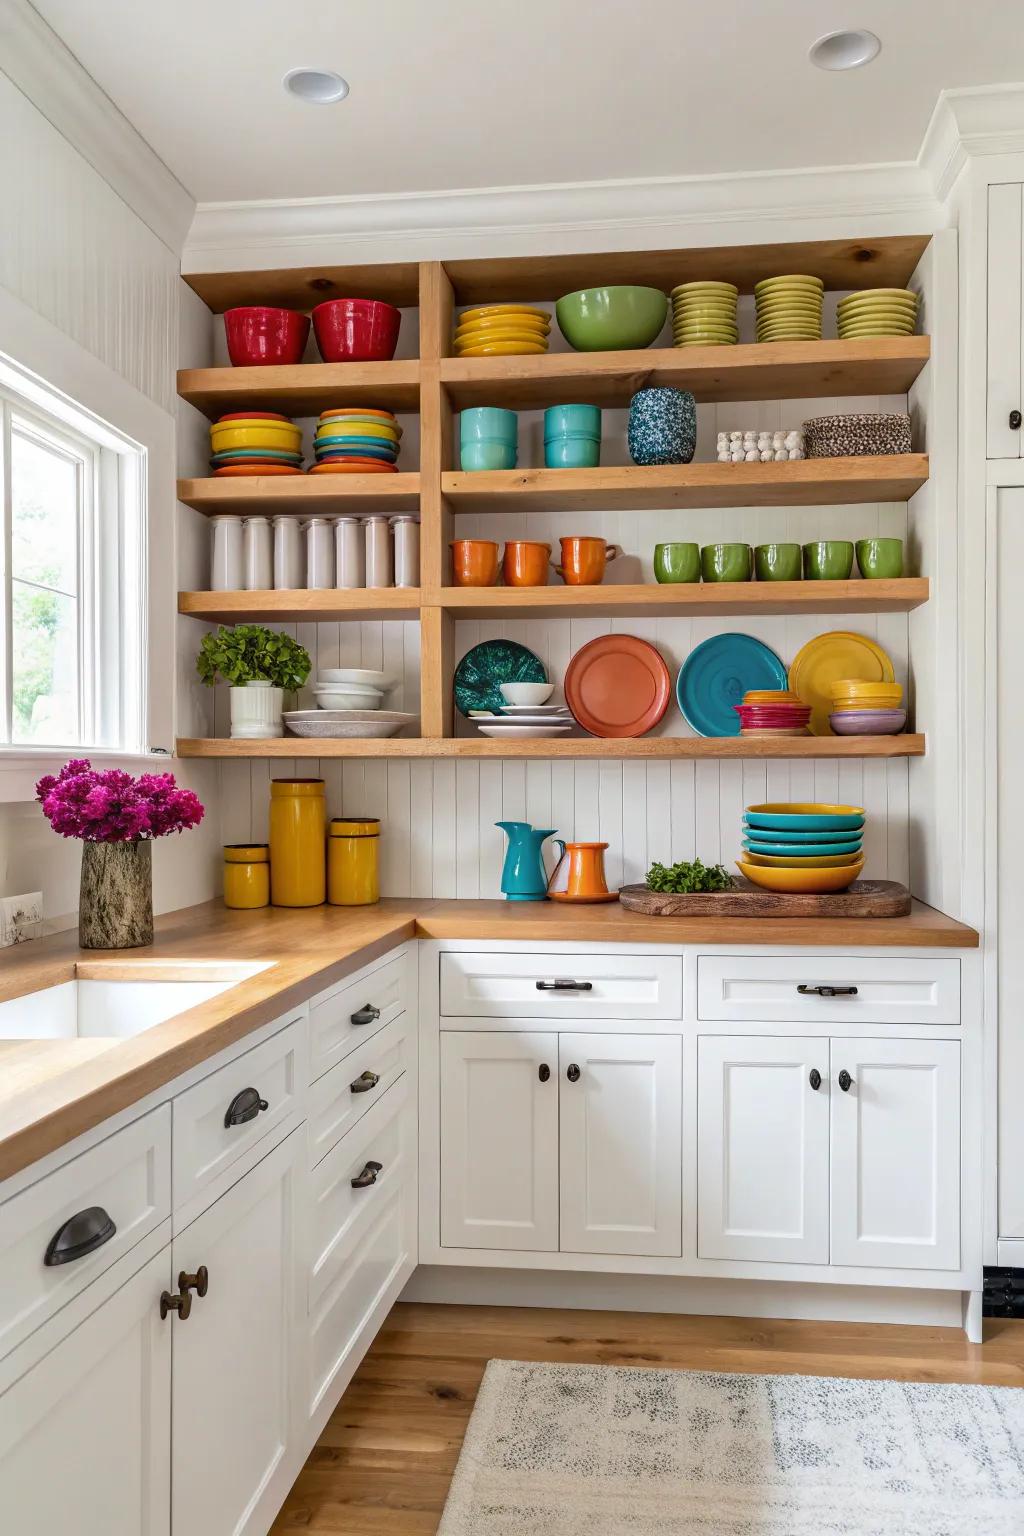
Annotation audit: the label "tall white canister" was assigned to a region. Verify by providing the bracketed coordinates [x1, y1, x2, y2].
[273, 515, 304, 589]
[242, 515, 272, 590]
[210, 515, 244, 591]
[334, 515, 365, 588]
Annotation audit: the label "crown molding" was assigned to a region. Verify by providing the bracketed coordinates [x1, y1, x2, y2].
[0, 0, 194, 254]
[920, 83, 1024, 201]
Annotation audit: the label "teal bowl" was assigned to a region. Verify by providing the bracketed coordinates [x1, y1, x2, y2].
[556, 286, 668, 351]
[745, 808, 866, 833]
[461, 439, 517, 472]
[544, 436, 600, 468]
[460, 406, 518, 444]
[544, 403, 602, 437]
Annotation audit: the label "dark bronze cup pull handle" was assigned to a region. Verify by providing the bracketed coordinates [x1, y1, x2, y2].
[350, 1070, 381, 1095]
[160, 1289, 192, 1322]
[224, 1087, 269, 1128]
[797, 984, 858, 998]
[351, 1160, 383, 1189]
[350, 1004, 381, 1026]
[44, 1206, 117, 1267]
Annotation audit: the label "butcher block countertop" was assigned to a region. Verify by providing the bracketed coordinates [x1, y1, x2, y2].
[0, 896, 978, 1182]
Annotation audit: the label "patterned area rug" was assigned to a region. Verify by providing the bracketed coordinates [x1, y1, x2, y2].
[436, 1359, 1024, 1535]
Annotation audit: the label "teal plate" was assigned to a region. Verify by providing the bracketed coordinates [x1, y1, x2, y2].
[454, 640, 547, 717]
[744, 838, 863, 857]
[676, 634, 787, 737]
[741, 821, 864, 843]
[745, 808, 865, 832]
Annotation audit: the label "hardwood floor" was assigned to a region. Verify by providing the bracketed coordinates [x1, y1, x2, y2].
[271, 1302, 1024, 1533]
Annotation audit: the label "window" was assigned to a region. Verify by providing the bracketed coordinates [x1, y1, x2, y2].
[0, 364, 147, 754]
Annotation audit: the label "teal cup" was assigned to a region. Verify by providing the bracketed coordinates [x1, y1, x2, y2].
[544, 435, 600, 468]
[803, 539, 854, 580]
[701, 542, 752, 583]
[856, 537, 904, 579]
[461, 439, 517, 471]
[654, 542, 701, 583]
[460, 406, 518, 443]
[755, 543, 802, 581]
[544, 404, 601, 438]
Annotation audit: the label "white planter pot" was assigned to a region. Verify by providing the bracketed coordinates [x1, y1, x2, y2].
[229, 681, 284, 740]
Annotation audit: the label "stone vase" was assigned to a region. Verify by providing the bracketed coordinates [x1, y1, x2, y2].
[79, 839, 154, 950]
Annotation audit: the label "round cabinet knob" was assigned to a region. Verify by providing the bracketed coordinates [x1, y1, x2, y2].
[538, 1063, 551, 1082]
[566, 1063, 581, 1083]
[808, 1068, 822, 1091]
[160, 1289, 192, 1322]
[178, 1266, 209, 1299]
[838, 1069, 853, 1092]
[1011, 409, 1022, 430]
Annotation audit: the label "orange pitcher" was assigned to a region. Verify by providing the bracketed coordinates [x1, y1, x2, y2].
[553, 536, 620, 585]
[547, 840, 615, 901]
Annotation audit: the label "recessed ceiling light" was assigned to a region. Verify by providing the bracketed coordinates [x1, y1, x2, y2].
[283, 68, 350, 104]
[809, 29, 881, 70]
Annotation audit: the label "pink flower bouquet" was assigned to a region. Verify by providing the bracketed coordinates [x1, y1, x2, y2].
[36, 759, 205, 842]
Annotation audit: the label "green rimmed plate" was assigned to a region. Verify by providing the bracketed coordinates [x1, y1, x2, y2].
[454, 639, 547, 717]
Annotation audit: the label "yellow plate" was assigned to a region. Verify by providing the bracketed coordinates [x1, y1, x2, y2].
[754, 275, 824, 294]
[457, 304, 549, 324]
[737, 858, 864, 893]
[838, 295, 917, 313]
[756, 299, 823, 312]
[743, 691, 803, 703]
[838, 325, 915, 338]
[746, 802, 866, 817]
[673, 305, 737, 320]
[455, 340, 549, 356]
[789, 632, 895, 735]
[744, 850, 864, 868]
[838, 288, 916, 304]
[757, 331, 822, 342]
[315, 421, 400, 442]
[454, 328, 550, 346]
[674, 336, 738, 347]
[675, 323, 738, 336]
[455, 316, 550, 338]
[671, 281, 738, 296]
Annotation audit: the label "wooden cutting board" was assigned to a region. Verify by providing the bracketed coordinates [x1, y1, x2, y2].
[618, 879, 912, 918]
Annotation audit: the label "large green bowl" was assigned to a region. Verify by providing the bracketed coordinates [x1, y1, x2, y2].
[556, 286, 668, 351]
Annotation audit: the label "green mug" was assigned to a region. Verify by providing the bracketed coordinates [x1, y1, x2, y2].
[856, 537, 904, 579]
[701, 542, 752, 583]
[803, 539, 854, 580]
[654, 542, 701, 583]
[754, 543, 802, 582]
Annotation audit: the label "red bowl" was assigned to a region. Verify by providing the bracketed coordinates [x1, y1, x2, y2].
[312, 298, 401, 362]
[223, 307, 310, 367]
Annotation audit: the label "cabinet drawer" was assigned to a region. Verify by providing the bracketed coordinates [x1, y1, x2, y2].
[440, 952, 683, 1020]
[308, 1076, 411, 1315]
[309, 950, 408, 1083]
[172, 1013, 306, 1210]
[308, 1013, 413, 1168]
[0, 1106, 170, 1361]
[697, 956, 960, 1025]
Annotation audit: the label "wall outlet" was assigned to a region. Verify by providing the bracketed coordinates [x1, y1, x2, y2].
[0, 892, 43, 946]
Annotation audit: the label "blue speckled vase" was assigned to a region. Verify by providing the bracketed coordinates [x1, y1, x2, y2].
[627, 387, 697, 466]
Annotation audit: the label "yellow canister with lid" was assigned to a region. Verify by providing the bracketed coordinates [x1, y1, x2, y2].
[327, 816, 380, 906]
[269, 779, 326, 907]
[223, 844, 270, 909]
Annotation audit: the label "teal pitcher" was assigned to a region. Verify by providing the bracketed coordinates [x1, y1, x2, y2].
[496, 821, 556, 901]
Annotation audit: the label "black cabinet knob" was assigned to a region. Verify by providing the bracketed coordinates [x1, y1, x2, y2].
[808, 1068, 822, 1091]
[566, 1063, 581, 1083]
[224, 1087, 269, 1128]
[351, 1160, 383, 1189]
[160, 1289, 192, 1321]
[838, 1069, 853, 1092]
[350, 1070, 380, 1095]
[1011, 409, 1022, 430]
[44, 1206, 116, 1266]
[350, 1004, 381, 1026]
[538, 1063, 550, 1082]
[178, 1266, 209, 1299]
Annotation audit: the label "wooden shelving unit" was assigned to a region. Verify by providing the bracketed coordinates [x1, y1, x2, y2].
[176, 235, 934, 761]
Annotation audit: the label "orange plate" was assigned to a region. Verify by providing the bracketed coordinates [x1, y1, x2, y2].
[308, 461, 397, 474]
[212, 464, 305, 476]
[319, 408, 397, 421]
[564, 634, 671, 738]
[548, 891, 620, 903]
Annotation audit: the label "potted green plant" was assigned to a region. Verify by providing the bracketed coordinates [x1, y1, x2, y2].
[196, 624, 312, 739]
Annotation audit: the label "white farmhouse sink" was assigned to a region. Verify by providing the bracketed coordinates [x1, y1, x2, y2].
[0, 963, 270, 1043]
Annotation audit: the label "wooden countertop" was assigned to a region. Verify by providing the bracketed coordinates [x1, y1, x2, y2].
[0, 896, 978, 1183]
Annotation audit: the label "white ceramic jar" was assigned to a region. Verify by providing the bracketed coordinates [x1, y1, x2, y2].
[210, 515, 244, 591]
[273, 515, 304, 590]
[229, 680, 284, 740]
[304, 517, 336, 588]
[364, 514, 393, 588]
[334, 515, 365, 588]
[391, 515, 420, 588]
[242, 515, 272, 590]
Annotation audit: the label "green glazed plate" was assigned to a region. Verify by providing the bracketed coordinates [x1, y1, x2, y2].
[454, 640, 547, 717]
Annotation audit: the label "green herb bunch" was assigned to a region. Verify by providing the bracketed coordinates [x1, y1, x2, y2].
[645, 858, 733, 894]
[196, 625, 312, 693]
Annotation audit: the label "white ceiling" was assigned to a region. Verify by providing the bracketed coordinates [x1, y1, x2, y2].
[30, 0, 1024, 204]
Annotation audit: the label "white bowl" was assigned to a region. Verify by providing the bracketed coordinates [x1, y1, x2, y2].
[499, 682, 554, 706]
[318, 668, 395, 691]
[313, 685, 384, 711]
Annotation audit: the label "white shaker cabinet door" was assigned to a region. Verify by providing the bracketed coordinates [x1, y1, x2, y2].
[0, 1249, 171, 1536]
[440, 1031, 558, 1251]
[697, 1036, 830, 1264]
[558, 1034, 682, 1257]
[987, 182, 1024, 459]
[170, 1129, 304, 1536]
[830, 1038, 960, 1270]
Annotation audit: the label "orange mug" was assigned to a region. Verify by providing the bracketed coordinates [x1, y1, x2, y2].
[554, 536, 620, 586]
[503, 540, 551, 587]
[547, 840, 612, 900]
[450, 539, 499, 586]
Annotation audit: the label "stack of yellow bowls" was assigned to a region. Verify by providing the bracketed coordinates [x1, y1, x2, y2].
[208, 414, 304, 476]
[755, 275, 824, 343]
[453, 305, 550, 357]
[670, 281, 738, 347]
[837, 288, 919, 339]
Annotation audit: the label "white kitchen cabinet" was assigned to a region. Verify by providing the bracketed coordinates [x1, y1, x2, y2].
[697, 1036, 830, 1264]
[170, 1129, 304, 1536]
[0, 1248, 171, 1536]
[987, 182, 1024, 458]
[830, 1038, 961, 1270]
[558, 1034, 681, 1257]
[440, 1031, 558, 1251]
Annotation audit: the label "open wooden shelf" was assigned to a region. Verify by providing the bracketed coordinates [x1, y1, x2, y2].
[440, 337, 931, 411]
[442, 455, 928, 513]
[437, 578, 929, 620]
[178, 589, 422, 623]
[176, 734, 925, 760]
[177, 361, 420, 419]
[177, 474, 421, 515]
[182, 263, 422, 312]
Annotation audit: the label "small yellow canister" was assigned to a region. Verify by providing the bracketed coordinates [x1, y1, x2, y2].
[269, 779, 326, 907]
[223, 844, 270, 909]
[328, 817, 380, 906]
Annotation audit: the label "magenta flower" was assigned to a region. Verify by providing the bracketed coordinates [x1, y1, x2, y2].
[35, 760, 205, 843]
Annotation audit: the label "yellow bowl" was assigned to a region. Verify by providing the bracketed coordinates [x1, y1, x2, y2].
[743, 850, 864, 868]
[839, 325, 915, 338]
[746, 802, 866, 817]
[673, 306, 737, 323]
[675, 322, 738, 336]
[829, 680, 902, 695]
[210, 424, 302, 452]
[838, 288, 916, 305]
[455, 339, 549, 356]
[757, 300, 823, 315]
[316, 420, 400, 442]
[457, 304, 549, 325]
[837, 296, 917, 313]
[755, 275, 824, 294]
[671, 281, 738, 296]
[737, 857, 864, 893]
[674, 335, 738, 347]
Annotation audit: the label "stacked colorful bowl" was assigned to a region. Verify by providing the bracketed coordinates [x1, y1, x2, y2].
[829, 679, 906, 735]
[755, 275, 824, 343]
[208, 413, 304, 476]
[837, 288, 919, 339]
[670, 281, 738, 347]
[310, 408, 401, 475]
[738, 803, 866, 893]
[733, 689, 811, 737]
[453, 305, 551, 357]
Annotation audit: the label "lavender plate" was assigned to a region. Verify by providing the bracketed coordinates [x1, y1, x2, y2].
[829, 708, 907, 735]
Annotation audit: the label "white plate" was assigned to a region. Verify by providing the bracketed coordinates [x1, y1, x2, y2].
[476, 724, 574, 738]
[498, 705, 572, 717]
[285, 716, 415, 739]
[285, 710, 417, 724]
[317, 668, 395, 689]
